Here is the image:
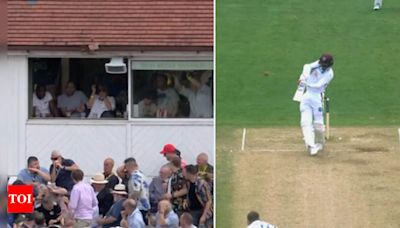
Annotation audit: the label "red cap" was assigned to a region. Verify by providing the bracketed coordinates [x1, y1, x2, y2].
[160, 144, 176, 154]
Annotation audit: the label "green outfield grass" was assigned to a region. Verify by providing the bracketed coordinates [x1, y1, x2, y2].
[217, 0, 400, 127]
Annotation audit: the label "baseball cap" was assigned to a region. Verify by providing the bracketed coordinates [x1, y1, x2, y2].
[160, 144, 176, 154]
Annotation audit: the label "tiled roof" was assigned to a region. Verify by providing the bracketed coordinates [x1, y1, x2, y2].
[7, 0, 213, 50]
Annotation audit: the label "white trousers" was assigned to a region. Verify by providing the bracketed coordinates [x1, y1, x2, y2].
[300, 94, 324, 148]
[374, 0, 382, 6]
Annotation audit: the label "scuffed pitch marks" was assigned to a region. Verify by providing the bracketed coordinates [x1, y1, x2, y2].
[354, 146, 390, 153]
[340, 158, 369, 166]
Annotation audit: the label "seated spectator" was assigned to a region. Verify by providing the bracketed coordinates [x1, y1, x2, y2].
[15, 213, 35, 228]
[17, 156, 50, 185]
[35, 196, 62, 226]
[103, 158, 119, 190]
[97, 184, 128, 228]
[247, 211, 277, 228]
[120, 199, 145, 228]
[116, 164, 130, 193]
[33, 211, 47, 228]
[184, 165, 212, 228]
[68, 169, 98, 227]
[156, 200, 179, 228]
[180, 212, 197, 228]
[172, 71, 212, 118]
[160, 144, 187, 169]
[87, 84, 116, 118]
[195, 153, 214, 186]
[32, 84, 56, 118]
[49, 150, 79, 192]
[137, 90, 158, 118]
[154, 73, 179, 117]
[57, 81, 87, 118]
[90, 173, 113, 216]
[149, 165, 172, 214]
[124, 157, 150, 224]
[164, 157, 187, 216]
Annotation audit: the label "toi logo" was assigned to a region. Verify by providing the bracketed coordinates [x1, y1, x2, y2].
[8, 185, 34, 213]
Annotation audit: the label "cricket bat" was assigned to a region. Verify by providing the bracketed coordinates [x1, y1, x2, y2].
[293, 84, 305, 102]
[325, 96, 330, 140]
[293, 73, 306, 102]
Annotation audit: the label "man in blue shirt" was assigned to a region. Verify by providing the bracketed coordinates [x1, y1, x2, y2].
[49, 150, 79, 192]
[120, 199, 145, 228]
[17, 156, 50, 185]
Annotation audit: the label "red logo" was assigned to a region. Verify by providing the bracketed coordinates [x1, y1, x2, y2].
[8, 185, 34, 213]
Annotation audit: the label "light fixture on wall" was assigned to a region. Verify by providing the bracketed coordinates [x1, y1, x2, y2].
[105, 57, 127, 74]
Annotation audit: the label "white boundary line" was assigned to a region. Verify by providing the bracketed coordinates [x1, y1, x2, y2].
[241, 128, 247, 151]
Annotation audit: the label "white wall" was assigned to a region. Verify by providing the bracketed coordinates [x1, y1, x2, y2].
[0, 55, 28, 177]
[25, 121, 214, 177]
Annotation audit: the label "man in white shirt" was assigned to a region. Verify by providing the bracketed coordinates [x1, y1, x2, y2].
[32, 84, 56, 117]
[298, 54, 334, 156]
[373, 0, 382, 10]
[87, 84, 116, 118]
[173, 71, 213, 118]
[247, 211, 277, 228]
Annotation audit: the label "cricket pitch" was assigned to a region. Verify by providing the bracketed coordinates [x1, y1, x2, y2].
[218, 127, 400, 228]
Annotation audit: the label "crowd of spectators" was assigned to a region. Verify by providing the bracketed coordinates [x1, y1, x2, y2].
[7, 144, 214, 228]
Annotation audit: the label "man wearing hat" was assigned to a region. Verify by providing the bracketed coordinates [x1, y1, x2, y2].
[97, 184, 128, 228]
[91, 173, 114, 216]
[160, 144, 187, 168]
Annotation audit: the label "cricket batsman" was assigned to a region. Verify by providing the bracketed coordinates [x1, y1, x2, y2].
[296, 53, 334, 156]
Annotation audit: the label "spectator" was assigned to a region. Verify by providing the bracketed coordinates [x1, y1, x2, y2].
[184, 165, 212, 228]
[172, 71, 212, 118]
[17, 156, 50, 185]
[33, 211, 47, 228]
[57, 81, 87, 118]
[49, 150, 79, 192]
[35, 196, 62, 226]
[164, 157, 187, 216]
[247, 211, 277, 228]
[137, 90, 158, 118]
[156, 200, 179, 228]
[97, 184, 128, 228]
[116, 163, 130, 193]
[68, 169, 98, 227]
[180, 212, 197, 228]
[87, 84, 116, 118]
[32, 84, 56, 118]
[16, 213, 35, 228]
[149, 165, 172, 214]
[124, 157, 150, 224]
[103, 158, 119, 190]
[195, 153, 214, 185]
[154, 73, 179, 117]
[120, 199, 145, 228]
[90, 173, 113, 216]
[160, 144, 187, 169]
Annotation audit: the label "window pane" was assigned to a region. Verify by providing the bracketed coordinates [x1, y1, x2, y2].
[29, 58, 128, 119]
[131, 69, 213, 118]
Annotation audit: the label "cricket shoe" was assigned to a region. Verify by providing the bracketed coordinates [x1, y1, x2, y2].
[373, 4, 381, 10]
[309, 144, 322, 156]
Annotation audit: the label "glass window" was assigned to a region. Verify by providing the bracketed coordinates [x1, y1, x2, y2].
[28, 58, 128, 119]
[131, 61, 213, 118]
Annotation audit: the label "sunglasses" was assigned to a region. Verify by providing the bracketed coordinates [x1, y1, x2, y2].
[51, 157, 60, 161]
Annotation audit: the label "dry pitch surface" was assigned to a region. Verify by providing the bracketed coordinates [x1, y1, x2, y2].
[221, 127, 400, 228]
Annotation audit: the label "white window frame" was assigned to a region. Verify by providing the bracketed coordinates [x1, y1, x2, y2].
[23, 51, 214, 126]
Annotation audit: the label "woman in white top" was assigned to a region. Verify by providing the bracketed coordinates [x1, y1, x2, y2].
[32, 84, 57, 117]
[87, 84, 116, 118]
